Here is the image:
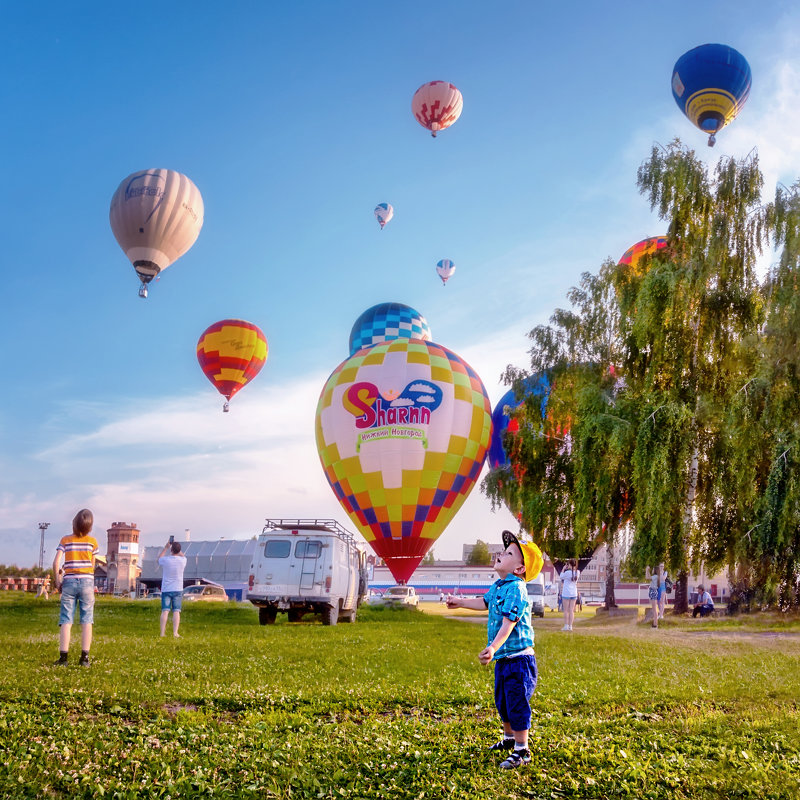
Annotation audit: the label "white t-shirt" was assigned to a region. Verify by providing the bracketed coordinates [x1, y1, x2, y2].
[159, 554, 187, 593]
[561, 569, 579, 599]
[699, 590, 714, 606]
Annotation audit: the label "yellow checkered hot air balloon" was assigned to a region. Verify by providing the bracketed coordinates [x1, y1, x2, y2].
[315, 339, 492, 584]
[197, 319, 268, 412]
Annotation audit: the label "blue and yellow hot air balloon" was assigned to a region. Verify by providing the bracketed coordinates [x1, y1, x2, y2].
[671, 44, 751, 147]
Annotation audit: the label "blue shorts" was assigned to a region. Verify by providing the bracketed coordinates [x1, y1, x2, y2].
[59, 576, 95, 625]
[648, 587, 658, 601]
[494, 653, 537, 732]
[161, 591, 183, 611]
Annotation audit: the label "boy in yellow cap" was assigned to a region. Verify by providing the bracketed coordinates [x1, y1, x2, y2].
[447, 530, 543, 769]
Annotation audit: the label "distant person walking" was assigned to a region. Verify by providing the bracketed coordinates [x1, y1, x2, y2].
[52, 509, 99, 666]
[692, 585, 715, 618]
[35, 576, 51, 600]
[648, 564, 664, 628]
[159, 540, 187, 637]
[560, 559, 579, 631]
[658, 567, 670, 620]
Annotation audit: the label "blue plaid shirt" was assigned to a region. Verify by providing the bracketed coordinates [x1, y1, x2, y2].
[483, 575, 534, 660]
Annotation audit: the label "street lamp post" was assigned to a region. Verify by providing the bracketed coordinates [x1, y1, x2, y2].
[38, 523, 50, 570]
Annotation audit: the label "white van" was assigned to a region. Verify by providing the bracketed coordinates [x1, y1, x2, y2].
[247, 519, 369, 626]
[527, 574, 546, 618]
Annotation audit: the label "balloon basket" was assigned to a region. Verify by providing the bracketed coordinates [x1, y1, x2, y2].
[138, 285, 148, 299]
[222, 402, 230, 413]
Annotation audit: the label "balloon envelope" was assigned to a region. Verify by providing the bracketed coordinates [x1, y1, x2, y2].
[412, 81, 463, 137]
[197, 319, 268, 409]
[488, 373, 551, 471]
[315, 339, 492, 583]
[436, 259, 456, 285]
[348, 302, 432, 356]
[374, 203, 394, 229]
[110, 169, 204, 294]
[618, 236, 667, 274]
[671, 44, 751, 145]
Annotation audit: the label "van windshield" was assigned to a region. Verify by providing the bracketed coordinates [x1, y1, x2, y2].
[529, 584, 544, 595]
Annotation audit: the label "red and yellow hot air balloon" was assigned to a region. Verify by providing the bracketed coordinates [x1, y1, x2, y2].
[411, 81, 463, 137]
[618, 236, 667, 274]
[197, 319, 268, 412]
[315, 339, 492, 584]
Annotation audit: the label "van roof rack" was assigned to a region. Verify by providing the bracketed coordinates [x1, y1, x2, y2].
[262, 518, 359, 547]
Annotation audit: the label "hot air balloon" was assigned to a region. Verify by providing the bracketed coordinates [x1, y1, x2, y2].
[488, 373, 551, 471]
[110, 169, 204, 298]
[374, 203, 394, 230]
[436, 259, 456, 286]
[348, 302, 432, 356]
[671, 44, 751, 146]
[196, 319, 268, 412]
[412, 81, 463, 138]
[315, 339, 492, 584]
[618, 236, 667, 274]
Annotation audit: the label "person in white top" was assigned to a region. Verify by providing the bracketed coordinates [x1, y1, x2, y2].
[560, 559, 579, 631]
[692, 585, 715, 618]
[158, 540, 187, 637]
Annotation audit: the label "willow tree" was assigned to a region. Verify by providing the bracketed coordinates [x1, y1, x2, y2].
[484, 261, 634, 608]
[617, 141, 769, 611]
[722, 182, 800, 609]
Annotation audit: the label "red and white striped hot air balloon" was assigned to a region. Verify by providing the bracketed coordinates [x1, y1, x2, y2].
[411, 81, 463, 138]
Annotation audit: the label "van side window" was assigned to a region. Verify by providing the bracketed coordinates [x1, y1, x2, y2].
[295, 541, 321, 559]
[264, 540, 291, 558]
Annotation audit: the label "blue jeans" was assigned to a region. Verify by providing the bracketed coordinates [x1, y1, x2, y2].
[161, 591, 183, 611]
[494, 654, 538, 731]
[59, 576, 95, 625]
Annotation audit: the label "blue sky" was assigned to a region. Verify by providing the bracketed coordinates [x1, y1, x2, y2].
[3, 1, 800, 566]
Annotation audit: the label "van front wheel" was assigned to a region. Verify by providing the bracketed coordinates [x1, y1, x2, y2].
[322, 604, 339, 626]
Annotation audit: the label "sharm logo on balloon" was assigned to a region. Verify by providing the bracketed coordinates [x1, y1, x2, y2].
[342, 379, 443, 451]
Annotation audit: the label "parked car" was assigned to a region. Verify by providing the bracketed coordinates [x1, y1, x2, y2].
[379, 585, 419, 608]
[247, 519, 369, 626]
[182, 584, 228, 602]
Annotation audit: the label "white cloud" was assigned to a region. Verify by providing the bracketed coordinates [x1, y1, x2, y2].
[3, 326, 530, 566]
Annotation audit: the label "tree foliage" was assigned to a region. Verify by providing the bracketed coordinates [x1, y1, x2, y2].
[486, 140, 800, 611]
[466, 540, 491, 566]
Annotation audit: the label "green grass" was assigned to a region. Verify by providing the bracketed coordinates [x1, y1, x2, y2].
[1, 594, 799, 799]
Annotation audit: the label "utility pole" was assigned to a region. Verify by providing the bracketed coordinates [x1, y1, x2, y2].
[38, 523, 50, 570]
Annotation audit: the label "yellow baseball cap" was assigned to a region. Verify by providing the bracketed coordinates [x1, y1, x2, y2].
[502, 530, 544, 582]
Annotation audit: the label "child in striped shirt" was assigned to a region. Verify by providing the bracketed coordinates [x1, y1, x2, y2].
[52, 509, 99, 666]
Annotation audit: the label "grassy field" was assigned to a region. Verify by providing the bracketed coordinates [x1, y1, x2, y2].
[1, 594, 799, 799]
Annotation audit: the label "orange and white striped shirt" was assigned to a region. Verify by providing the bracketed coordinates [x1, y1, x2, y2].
[56, 534, 99, 576]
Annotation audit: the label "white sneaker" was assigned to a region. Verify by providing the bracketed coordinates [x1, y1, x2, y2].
[568, 625, 573, 631]
[561, 625, 570, 631]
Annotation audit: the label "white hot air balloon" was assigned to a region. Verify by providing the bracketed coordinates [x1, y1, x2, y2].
[109, 169, 204, 298]
[436, 258, 456, 286]
[374, 202, 394, 230]
[411, 81, 463, 137]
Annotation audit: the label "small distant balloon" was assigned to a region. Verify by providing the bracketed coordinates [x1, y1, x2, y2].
[671, 44, 751, 147]
[196, 319, 268, 412]
[349, 302, 432, 356]
[374, 203, 394, 230]
[109, 169, 204, 298]
[411, 81, 463, 138]
[436, 259, 456, 286]
[618, 236, 667, 274]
